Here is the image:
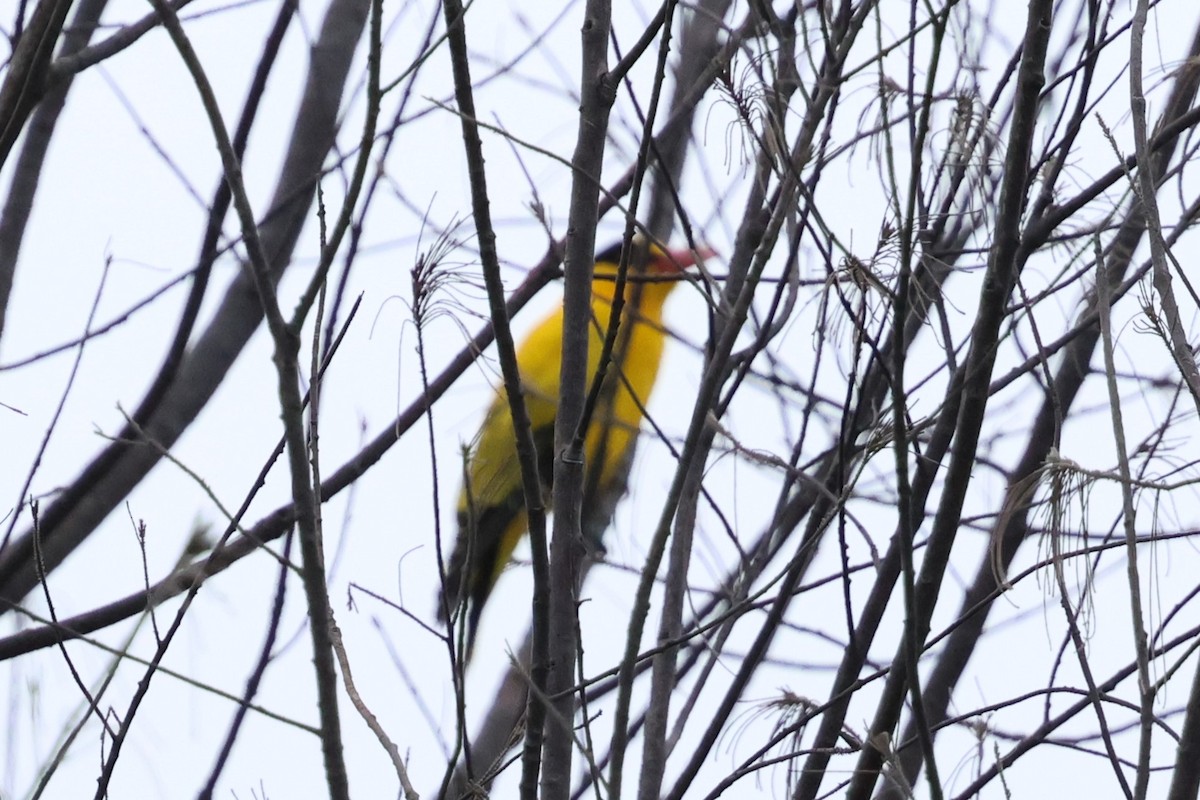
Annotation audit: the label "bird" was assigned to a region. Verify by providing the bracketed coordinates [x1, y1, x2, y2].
[438, 237, 711, 656]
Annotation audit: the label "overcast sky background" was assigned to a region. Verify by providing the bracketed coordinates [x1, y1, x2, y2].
[3, 0, 1200, 797]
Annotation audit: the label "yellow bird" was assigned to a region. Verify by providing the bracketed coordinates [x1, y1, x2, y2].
[439, 238, 710, 653]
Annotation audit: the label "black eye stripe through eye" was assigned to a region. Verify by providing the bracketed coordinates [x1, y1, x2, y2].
[594, 241, 626, 265]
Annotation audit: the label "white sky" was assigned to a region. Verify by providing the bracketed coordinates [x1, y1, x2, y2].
[3, 0, 1200, 798]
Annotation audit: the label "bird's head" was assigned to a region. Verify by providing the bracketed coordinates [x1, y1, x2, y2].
[590, 235, 715, 306]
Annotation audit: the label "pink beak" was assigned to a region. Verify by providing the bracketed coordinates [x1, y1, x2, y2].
[658, 245, 717, 273]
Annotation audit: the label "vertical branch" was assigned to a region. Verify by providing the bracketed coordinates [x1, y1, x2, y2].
[844, 0, 1054, 797]
[140, 0, 384, 793]
[1167, 643, 1200, 799]
[541, 1, 614, 798]
[881, 4, 952, 796]
[1130, 0, 1200, 417]
[657, 9, 890, 800]
[0, 0, 72, 171]
[632, 1, 730, 794]
[0, 0, 107, 339]
[885, 19, 1200, 795]
[643, 0, 732, 239]
[1127, 6, 1182, 792]
[437, 1, 553, 796]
